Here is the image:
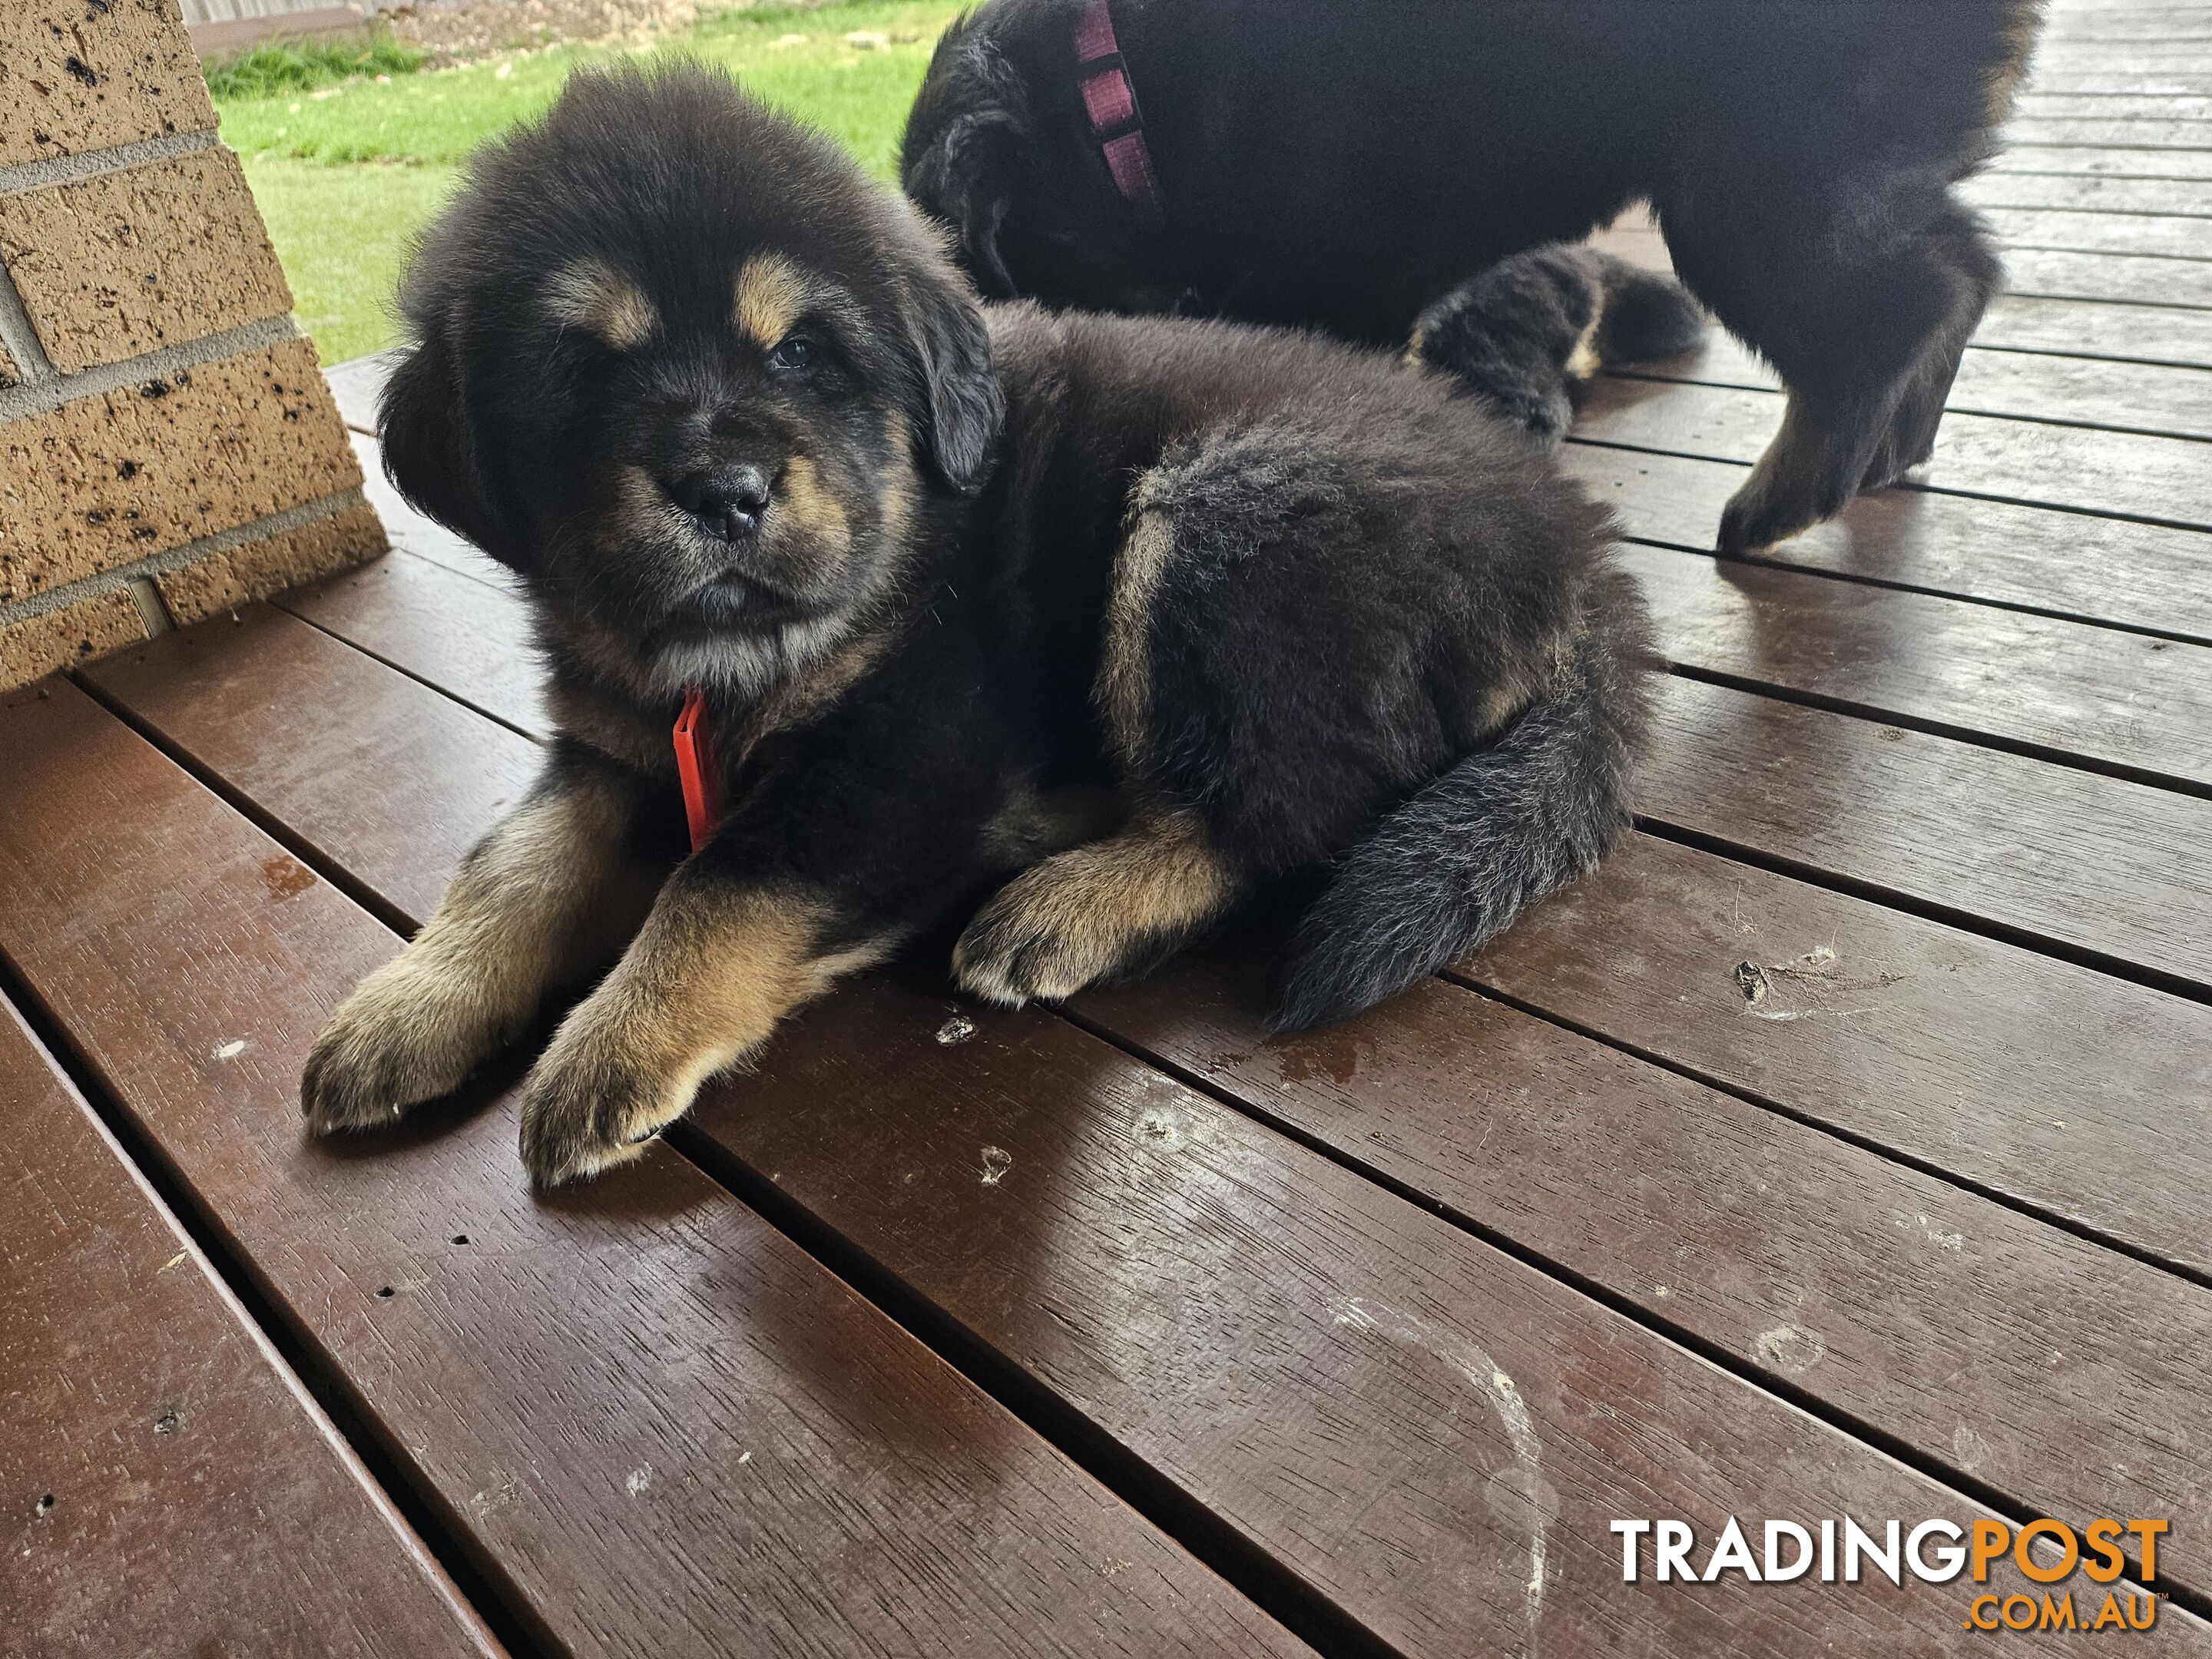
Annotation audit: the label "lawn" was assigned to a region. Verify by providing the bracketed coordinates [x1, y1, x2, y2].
[216, 1, 962, 365]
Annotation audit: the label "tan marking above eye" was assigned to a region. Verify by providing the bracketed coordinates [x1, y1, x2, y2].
[544, 258, 657, 349]
[734, 252, 814, 349]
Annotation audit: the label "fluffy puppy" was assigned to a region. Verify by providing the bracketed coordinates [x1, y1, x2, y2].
[902, 0, 2044, 553]
[300, 65, 1652, 1186]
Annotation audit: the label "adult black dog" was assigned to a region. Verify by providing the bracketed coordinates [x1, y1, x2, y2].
[902, 0, 2044, 554]
[299, 65, 1651, 1184]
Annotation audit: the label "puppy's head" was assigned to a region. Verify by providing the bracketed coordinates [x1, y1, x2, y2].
[901, 12, 1178, 313]
[382, 62, 1002, 700]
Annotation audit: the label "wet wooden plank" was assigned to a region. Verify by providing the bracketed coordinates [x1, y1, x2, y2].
[0, 996, 502, 1659]
[87, 608, 540, 926]
[1583, 218, 2212, 361]
[2013, 92, 2212, 119]
[2026, 69, 2212, 94]
[2004, 244, 2212, 303]
[277, 551, 551, 740]
[1621, 541, 2212, 790]
[1985, 204, 2212, 257]
[694, 978, 2210, 1653]
[0, 677, 1309, 1659]
[78, 548, 2171, 1656]
[1989, 143, 2212, 178]
[1457, 830, 2212, 1275]
[1065, 939, 2212, 1592]
[1972, 294, 2212, 368]
[2039, 31, 2212, 52]
[2038, 13, 2212, 41]
[1561, 443, 2212, 643]
[2003, 118, 2212, 146]
[1640, 674, 2212, 991]
[1573, 375, 2212, 526]
[1627, 329, 2212, 439]
[1963, 168, 2212, 213]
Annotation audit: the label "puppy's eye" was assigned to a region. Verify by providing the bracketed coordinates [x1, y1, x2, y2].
[768, 334, 815, 372]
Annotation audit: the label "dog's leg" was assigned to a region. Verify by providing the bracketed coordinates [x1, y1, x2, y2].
[516, 679, 1025, 1185]
[1661, 190, 1999, 555]
[518, 873, 889, 1186]
[303, 743, 669, 1133]
[1409, 247, 1705, 449]
[952, 808, 1240, 1005]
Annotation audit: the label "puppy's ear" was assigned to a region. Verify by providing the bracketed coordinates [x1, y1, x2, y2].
[902, 274, 1005, 494]
[378, 323, 519, 567]
[902, 37, 1028, 298]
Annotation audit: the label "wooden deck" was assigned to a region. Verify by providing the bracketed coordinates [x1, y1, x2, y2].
[5, 3, 2210, 1652]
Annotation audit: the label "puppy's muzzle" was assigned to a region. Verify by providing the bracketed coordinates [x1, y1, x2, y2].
[667, 462, 772, 543]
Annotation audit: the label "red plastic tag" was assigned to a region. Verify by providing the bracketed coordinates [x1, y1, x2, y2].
[673, 687, 724, 855]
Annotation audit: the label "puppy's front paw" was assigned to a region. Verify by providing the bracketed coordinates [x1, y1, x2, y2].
[302, 956, 508, 1134]
[518, 1017, 695, 1188]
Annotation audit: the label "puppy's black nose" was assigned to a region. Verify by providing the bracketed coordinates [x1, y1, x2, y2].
[671, 464, 771, 541]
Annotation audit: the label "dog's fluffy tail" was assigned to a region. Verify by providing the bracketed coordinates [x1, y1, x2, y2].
[1591, 250, 1707, 364]
[1271, 567, 1653, 1032]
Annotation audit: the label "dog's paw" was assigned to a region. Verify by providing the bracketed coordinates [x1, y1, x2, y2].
[302, 956, 505, 1134]
[951, 884, 1105, 1008]
[1505, 386, 1575, 449]
[517, 1015, 695, 1188]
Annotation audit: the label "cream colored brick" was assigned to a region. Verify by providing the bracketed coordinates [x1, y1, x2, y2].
[156, 502, 386, 624]
[0, 336, 360, 604]
[0, 0, 216, 165]
[0, 147, 293, 374]
[0, 586, 147, 689]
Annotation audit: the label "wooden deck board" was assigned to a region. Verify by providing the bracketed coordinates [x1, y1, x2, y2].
[1069, 946, 2212, 1590]
[1641, 676, 2212, 992]
[75, 600, 2187, 1653]
[1618, 329, 2212, 439]
[1988, 143, 2212, 178]
[1620, 542, 2212, 792]
[0, 680, 1310, 1659]
[1962, 169, 2212, 214]
[1575, 377, 2211, 526]
[700, 983, 2195, 1654]
[1558, 444, 2212, 641]
[1970, 294, 2212, 367]
[0, 996, 502, 1659]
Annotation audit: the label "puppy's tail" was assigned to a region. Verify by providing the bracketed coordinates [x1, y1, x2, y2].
[1591, 250, 1707, 365]
[1271, 566, 1653, 1032]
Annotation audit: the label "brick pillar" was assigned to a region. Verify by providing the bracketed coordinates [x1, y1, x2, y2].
[0, 0, 384, 690]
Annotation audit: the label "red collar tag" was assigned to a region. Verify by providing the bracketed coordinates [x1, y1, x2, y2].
[673, 687, 724, 855]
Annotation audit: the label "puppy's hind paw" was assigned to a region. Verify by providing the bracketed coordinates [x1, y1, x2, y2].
[951, 890, 1093, 1009]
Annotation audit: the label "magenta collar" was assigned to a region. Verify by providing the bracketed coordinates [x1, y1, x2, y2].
[1075, 0, 1165, 224]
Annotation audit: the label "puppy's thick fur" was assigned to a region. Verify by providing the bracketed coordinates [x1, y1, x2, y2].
[903, 0, 2044, 551]
[1410, 246, 1708, 448]
[301, 65, 1651, 1184]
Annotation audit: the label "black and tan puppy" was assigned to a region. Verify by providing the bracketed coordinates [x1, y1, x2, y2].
[902, 0, 2043, 553]
[300, 65, 1651, 1185]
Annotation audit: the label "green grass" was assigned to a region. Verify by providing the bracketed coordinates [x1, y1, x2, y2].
[201, 31, 427, 101]
[218, 1, 960, 363]
[242, 155, 462, 364]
